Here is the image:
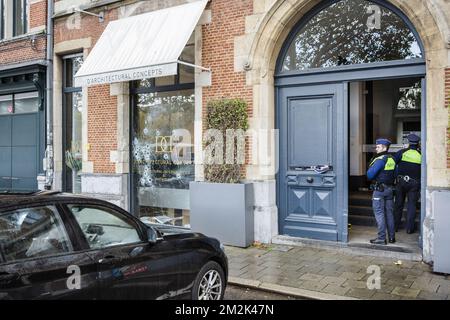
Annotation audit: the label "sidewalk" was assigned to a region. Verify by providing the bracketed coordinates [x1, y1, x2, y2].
[225, 244, 450, 300]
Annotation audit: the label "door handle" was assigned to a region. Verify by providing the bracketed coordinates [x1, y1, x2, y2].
[98, 255, 121, 264]
[10, 177, 20, 181]
[1, 177, 11, 180]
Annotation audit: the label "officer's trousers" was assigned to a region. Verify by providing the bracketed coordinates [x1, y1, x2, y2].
[372, 186, 395, 240]
[394, 178, 420, 232]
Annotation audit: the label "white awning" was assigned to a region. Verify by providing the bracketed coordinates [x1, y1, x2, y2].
[74, 0, 208, 87]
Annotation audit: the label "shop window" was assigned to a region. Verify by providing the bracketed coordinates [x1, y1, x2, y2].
[131, 45, 195, 228]
[281, 0, 422, 72]
[63, 54, 84, 194]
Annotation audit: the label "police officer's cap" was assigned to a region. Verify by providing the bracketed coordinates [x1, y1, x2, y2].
[375, 138, 391, 146]
[407, 133, 420, 144]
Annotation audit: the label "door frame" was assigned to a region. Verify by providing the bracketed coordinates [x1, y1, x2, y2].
[275, 61, 426, 243]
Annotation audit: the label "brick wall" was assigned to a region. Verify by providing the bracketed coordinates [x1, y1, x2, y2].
[0, 1, 47, 66]
[87, 85, 118, 174]
[29, 1, 47, 29]
[202, 0, 254, 175]
[54, 9, 119, 174]
[446, 68, 450, 168]
[0, 36, 46, 65]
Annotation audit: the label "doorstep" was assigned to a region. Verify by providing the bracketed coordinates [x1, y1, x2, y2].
[272, 235, 423, 262]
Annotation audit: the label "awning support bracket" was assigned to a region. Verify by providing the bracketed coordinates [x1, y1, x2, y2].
[177, 60, 210, 73]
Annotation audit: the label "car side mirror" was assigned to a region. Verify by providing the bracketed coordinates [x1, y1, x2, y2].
[147, 227, 161, 244]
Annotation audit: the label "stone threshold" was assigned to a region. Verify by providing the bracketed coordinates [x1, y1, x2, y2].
[228, 276, 358, 300]
[272, 235, 423, 262]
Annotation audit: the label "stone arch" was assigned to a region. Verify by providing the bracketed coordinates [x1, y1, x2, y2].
[245, 0, 448, 181]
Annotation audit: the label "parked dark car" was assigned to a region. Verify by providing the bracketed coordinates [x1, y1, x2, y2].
[0, 191, 228, 300]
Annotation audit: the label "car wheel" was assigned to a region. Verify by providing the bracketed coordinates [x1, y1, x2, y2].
[192, 261, 225, 300]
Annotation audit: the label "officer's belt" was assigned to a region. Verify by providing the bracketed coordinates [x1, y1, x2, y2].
[397, 175, 419, 183]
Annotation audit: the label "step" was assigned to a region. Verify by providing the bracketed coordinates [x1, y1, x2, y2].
[349, 215, 421, 229]
[349, 205, 420, 218]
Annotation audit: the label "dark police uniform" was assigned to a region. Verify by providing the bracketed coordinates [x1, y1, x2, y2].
[393, 134, 421, 233]
[367, 139, 396, 244]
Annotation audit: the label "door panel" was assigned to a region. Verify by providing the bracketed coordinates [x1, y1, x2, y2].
[0, 116, 11, 146]
[11, 114, 37, 146]
[278, 83, 348, 242]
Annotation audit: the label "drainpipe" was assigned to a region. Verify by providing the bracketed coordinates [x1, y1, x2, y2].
[45, 0, 54, 190]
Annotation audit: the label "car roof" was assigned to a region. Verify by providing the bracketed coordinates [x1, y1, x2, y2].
[0, 191, 111, 211]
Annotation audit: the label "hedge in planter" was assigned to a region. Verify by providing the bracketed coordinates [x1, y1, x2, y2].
[190, 98, 254, 248]
[204, 98, 249, 183]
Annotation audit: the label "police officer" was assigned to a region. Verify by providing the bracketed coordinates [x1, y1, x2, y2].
[367, 138, 396, 245]
[394, 134, 421, 234]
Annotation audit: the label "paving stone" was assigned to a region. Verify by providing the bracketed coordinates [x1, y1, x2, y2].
[372, 292, 401, 300]
[318, 257, 341, 264]
[410, 280, 440, 292]
[337, 265, 363, 273]
[299, 273, 325, 282]
[437, 285, 450, 295]
[297, 280, 328, 292]
[320, 276, 347, 286]
[322, 284, 350, 296]
[340, 272, 366, 280]
[385, 279, 413, 288]
[316, 268, 343, 277]
[417, 290, 449, 300]
[342, 279, 369, 289]
[229, 268, 249, 277]
[346, 288, 376, 299]
[391, 287, 420, 298]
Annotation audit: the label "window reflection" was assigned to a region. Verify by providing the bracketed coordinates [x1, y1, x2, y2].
[133, 90, 194, 228]
[282, 0, 422, 72]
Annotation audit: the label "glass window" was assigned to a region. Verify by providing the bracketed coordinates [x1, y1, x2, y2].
[132, 43, 195, 228]
[0, 95, 13, 115]
[0, 206, 73, 262]
[397, 80, 421, 110]
[281, 0, 422, 72]
[1, 0, 5, 40]
[63, 55, 84, 194]
[13, 0, 27, 37]
[68, 205, 141, 249]
[14, 91, 39, 114]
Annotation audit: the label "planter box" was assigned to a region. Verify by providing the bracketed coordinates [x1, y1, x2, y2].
[190, 181, 254, 247]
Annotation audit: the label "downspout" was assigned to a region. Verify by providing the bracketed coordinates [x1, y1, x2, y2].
[45, 0, 54, 190]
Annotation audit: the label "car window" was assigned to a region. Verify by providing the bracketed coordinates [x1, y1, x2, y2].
[0, 206, 73, 263]
[68, 205, 141, 249]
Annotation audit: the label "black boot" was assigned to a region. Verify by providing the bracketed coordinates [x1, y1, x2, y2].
[370, 238, 387, 245]
[389, 237, 396, 243]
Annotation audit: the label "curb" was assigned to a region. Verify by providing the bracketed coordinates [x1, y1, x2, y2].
[228, 276, 359, 300]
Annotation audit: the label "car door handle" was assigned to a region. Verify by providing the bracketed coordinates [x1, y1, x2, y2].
[0, 272, 20, 284]
[98, 255, 121, 264]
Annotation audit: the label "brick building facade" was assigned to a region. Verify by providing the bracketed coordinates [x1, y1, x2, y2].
[2, 0, 446, 267]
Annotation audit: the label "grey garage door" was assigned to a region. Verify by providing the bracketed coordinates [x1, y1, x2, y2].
[0, 112, 39, 192]
[278, 83, 348, 242]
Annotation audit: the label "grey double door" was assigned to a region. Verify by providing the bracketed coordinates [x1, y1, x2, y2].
[278, 83, 348, 242]
[0, 113, 39, 191]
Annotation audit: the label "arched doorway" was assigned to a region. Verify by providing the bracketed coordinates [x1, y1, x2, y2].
[275, 0, 426, 248]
